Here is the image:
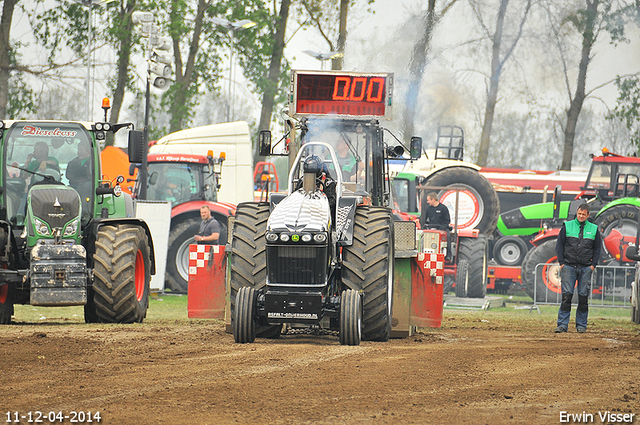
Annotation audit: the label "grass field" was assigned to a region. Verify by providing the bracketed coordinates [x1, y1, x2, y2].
[11, 291, 637, 332]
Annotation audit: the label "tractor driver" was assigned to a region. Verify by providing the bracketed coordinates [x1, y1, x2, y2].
[66, 140, 92, 188]
[420, 192, 451, 231]
[334, 134, 358, 182]
[25, 142, 59, 174]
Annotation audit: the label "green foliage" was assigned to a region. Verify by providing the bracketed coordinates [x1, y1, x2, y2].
[7, 75, 36, 119]
[610, 75, 640, 150]
[232, 2, 291, 109]
[6, 44, 36, 118]
[30, 0, 115, 62]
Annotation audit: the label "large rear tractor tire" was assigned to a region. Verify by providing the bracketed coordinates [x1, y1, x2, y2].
[0, 282, 14, 324]
[521, 239, 561, 303]
[233, 286, 257, 343]
[339, 289, 362, 346]
[229, 202, 280, 338]
[92, 224, 151, 323]
[457, 234, 488, 298]
[165, 218, 199, 293]
[342, 206, 394, 342]
[424, 167, 500, 235]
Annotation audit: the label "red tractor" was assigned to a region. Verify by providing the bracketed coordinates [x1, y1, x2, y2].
[131, 152, 235, 293]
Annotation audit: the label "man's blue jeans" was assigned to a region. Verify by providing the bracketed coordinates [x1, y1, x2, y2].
[557, 265, 593, 329]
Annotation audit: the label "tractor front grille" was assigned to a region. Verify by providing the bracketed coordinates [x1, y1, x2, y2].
[30, 187, 80, 229]
[267, 244, 328, 285]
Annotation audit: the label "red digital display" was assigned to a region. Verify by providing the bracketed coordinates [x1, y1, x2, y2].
[293, 72, 390, 117]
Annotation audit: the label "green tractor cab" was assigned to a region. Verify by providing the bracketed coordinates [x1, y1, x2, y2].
[0, 119, 156, 324]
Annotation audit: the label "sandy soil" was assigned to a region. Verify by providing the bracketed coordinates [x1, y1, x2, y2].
[2, 314, 640, 425]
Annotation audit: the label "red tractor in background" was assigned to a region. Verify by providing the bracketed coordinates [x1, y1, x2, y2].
[253, 161, 279, 202]
[130, 152, 235, 293]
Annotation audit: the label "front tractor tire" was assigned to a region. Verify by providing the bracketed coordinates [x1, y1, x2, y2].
[454, 259, 469, 298]
[233, 286, 257, 343]
[340, 289, 362, 346]
[229, 202, 280, 338]
[457, 234, 488, 298]
[342, 206, 394, 342]
[92, 224, 151, 323]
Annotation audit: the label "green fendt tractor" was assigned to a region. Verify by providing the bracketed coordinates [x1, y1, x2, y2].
[0, 119, 155, 324]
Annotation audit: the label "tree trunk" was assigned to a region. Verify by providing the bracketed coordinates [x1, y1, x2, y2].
[169, 0, 207, 133]
[105, 0, 135, 146]
[257, 0, 291, 134]
[477, 0, 509, 167]
[402, 0, 437, 143]
[331, 0, 349, 70]
[561, 0, 598, 171]
[0, 0, 17, 120]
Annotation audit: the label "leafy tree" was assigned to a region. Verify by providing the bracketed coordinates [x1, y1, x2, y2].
[106, 0, 137, 143]
[255, 0, 291, 139]
[297, 0, 374, 70]
[608, 3, 640, 151]
[610, 75, 640, 150]
[547, 0, 637, 170]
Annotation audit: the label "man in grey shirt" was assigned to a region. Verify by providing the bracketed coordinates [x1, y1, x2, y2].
[195, 205, 220, 244]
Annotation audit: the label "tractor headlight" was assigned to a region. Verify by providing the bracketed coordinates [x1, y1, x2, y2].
[113, 185, 122, 197]
[63, 219, 79, 236]
[266, 232, 278, 242]
[313, 233, 327, 243]
[280, 234, 290, 242]
[34, 218, 50, 236]
[301, 234, 312, 242]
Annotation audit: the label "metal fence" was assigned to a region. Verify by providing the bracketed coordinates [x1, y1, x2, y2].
[533, 263, 635, 308]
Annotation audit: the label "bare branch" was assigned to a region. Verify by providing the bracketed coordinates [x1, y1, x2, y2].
[300, 0, 335, 49]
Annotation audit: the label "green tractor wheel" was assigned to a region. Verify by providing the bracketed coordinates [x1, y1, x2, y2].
[92, 224, 151, 323]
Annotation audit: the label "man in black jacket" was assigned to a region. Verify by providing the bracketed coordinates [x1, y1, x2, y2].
[420, 192, 451, 231]
[555, 204, 602, 333]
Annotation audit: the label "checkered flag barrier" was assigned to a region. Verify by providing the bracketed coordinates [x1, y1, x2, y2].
[417, 252, 445, 284]
[189, 244, 220, 275]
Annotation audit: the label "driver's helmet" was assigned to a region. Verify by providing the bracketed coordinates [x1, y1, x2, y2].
[303, 155, 323, 177]
[33, 167, 61, 183]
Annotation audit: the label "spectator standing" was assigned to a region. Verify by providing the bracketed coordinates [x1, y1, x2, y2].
[555, 204, 601, 333]
[195, 205, 220, 245]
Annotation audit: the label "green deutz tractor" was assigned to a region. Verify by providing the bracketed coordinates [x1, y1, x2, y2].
[0, 119, 156, 324]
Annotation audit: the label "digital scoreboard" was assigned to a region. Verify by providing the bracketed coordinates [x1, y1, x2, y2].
[290, 71, 393, 118]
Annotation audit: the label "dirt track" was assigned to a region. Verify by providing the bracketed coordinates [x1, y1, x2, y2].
[2, 313, 640, 425]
